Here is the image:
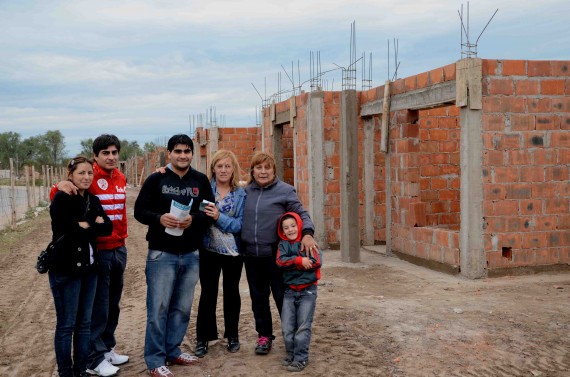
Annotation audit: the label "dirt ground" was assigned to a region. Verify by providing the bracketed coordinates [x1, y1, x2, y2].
[0, 187, 569, 377]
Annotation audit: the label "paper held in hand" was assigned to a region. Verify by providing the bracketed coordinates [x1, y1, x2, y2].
[165, 199, 192, 236]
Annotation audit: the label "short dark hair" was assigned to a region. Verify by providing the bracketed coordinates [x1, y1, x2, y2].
[280, 214, 297, 229]
[167, 134, 194, 153]
[92, 134, 121, 156]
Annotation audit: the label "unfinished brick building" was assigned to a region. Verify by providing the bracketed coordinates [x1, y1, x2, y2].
[192, 58, 570, 279]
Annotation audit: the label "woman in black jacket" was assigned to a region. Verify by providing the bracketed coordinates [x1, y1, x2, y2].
[49, 156, 112, 377]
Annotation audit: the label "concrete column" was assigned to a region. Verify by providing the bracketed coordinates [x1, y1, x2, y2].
[340, 90, 360, 262]
[385, 145, 392, 253]
[458, 58, 486, 278]
[208, 127, 219, 160]
[307, 91, 326, 248]
[363, 117, 375, 245]
[272, 126, 284, 179]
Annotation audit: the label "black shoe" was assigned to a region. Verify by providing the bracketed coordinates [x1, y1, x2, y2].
[194, 340, 208, 358]
[227, 337, 240, 353]
[254, 336, 272, 355]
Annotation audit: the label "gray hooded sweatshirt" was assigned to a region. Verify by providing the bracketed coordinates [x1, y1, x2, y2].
[241, 177, 314, 258]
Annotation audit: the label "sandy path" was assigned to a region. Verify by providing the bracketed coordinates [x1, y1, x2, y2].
[0, 187, 569, 377]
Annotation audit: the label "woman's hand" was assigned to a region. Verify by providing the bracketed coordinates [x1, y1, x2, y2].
[301, 234, 319, 258]
[203, 203, 220, 221]
[78, 221, 90, 229]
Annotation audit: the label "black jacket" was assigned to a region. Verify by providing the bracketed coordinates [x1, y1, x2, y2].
[50, 191, 113, 275]
[134, 167, 215, 254]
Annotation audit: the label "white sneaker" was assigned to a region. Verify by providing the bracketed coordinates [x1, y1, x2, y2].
[105, 348, 129, 365]
[86, 359, 119, 377]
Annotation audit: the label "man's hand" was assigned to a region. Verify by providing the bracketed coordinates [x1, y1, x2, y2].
[155, 166, 167, 174]
[57, 180, 79, 195]
[160, 213, 192, 229]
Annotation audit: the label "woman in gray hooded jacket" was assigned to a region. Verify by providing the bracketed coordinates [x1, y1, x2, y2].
[241, 151, 318, 356]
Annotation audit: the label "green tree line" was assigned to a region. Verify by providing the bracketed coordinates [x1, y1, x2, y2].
[0, 131, 159, 171]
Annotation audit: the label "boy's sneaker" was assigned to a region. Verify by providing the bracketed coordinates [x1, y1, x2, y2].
[254, 336, 272, 355]
[104, 348, 129, 365]
[281, 355, 294, 366]
[86, 359, 119, 376]
[167, 352, 199, 366]
[287, 360, 309, 372]
[149, 366, 174, 377]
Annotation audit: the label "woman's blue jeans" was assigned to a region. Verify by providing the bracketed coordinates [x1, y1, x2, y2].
[144, 249, 200, 370]
[49, 269, 97, 377]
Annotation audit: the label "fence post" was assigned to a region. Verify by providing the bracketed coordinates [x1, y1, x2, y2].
[25, 165, 31, 209]
[9, 158, 16, 230]
[31, 165, 37, 206]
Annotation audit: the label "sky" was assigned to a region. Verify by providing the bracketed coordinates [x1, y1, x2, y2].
[1, 0, 569, 156]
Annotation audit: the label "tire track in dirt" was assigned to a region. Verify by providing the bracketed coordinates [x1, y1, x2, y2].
[0, 213, 58, 377]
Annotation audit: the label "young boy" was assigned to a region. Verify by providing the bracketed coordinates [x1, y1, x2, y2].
[276, 212, 322, 372]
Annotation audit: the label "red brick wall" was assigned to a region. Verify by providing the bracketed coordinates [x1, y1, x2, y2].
[323, 92, 342, 245]
[193, 126, 260, 181]
[418, 106, 461, 228]
[481, 59, 570, 269]
[388, 64, 461, 269]
[218, 127, 260, 180]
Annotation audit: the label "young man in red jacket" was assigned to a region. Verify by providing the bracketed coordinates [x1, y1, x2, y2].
[51, 134, 128, 377]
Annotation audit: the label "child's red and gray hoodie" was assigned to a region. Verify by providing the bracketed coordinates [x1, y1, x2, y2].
[276, 212, 322, 291]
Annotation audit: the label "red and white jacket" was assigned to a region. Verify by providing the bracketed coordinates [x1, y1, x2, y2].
[50, 163, 128, 250]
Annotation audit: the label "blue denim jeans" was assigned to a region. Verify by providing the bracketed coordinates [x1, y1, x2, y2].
[49, 269, 97, 377]
[89, 246, 127, 369]
[281, 285, 317, 363]
[144, 249, 200, 370]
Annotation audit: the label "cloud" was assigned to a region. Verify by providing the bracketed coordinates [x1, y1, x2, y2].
[0, 0, 569, 156]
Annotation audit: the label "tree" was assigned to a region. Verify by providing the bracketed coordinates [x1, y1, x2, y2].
[42, 130, 67, 165]
[144, 141, 158, 153]
[0, 132, 22, 169]
[79, 138, 94, 157]
[119, 139, 143, 161]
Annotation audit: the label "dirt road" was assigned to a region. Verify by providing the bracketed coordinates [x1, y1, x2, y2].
[0, 187, 569, 376]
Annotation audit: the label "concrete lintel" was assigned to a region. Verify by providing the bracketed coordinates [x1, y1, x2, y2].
[360, 81, 456, 117]
[275, 110, 291, 126]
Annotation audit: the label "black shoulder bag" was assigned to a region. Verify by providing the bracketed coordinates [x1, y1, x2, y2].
[36, 234, 65, 274]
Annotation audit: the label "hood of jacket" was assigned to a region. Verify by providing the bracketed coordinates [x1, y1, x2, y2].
[278, 211, 303, 243]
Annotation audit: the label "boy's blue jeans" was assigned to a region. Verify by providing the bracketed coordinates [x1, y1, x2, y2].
[281, 284, 318, 362]
[144, 249, 200, 370]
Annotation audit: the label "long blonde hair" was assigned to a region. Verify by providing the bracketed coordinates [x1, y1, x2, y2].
[209, 149, 241, 190]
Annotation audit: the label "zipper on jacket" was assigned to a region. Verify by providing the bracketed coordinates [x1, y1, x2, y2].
[253, 188, 264, 257]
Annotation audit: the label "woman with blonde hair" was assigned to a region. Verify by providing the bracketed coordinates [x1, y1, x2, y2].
[241, 151, 318, 355]
[194, 149, 247, 357]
